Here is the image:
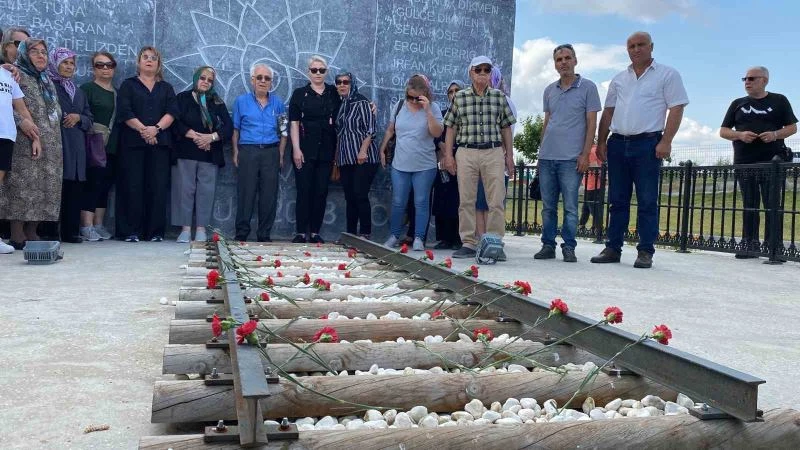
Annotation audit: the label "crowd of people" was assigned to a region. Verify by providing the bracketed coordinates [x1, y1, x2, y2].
[1, 26, 795, 267]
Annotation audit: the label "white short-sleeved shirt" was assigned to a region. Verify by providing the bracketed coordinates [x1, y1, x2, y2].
[604, 60, 689, 135]
[0, 68, 24, 141]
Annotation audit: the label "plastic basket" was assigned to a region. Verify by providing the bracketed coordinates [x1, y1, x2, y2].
[23, 241, 63, 265]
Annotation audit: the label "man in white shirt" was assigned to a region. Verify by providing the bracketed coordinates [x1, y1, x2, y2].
[590, 32, 689, 268]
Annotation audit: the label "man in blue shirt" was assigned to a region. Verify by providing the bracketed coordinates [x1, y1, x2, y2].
[232, 63, 287, 242]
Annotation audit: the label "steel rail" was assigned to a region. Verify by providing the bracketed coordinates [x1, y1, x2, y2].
[340, 233, 764, 421]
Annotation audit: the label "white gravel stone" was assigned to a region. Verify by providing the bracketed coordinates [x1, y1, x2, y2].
[451, 411, 474, 421]
[403, 367, 415, 376]
[297, 424, 315, 431]
[508, 405, 521, 414]
[605, 411, 622, 419]
[582, 361, 598, 372]
[621, 399, 638, 408]
[440, 421, 458, 427]
[396, 337, 406, 343]
[437, 414, 451, 424]
[346, 420, 367, 430]
[482, 410, 502, 422]
[419, 415, 439, 428]
[338, 370, 348, 376]
[543, 399, 558, 415]
[520, 398, 538, 410]
[364, 410, 383, 422]
[383, 409, 397, 425]
[381, 311, 402, 320]
[473, 418, 491, 426]
[524, 419, 535, 424]
[490, 401, 502, 412]
[430, 366, 445, 374]
[507, 364, 527, 373]
[159, 297, 168, 305]
[619, 407, 632, 416]
[295, 417, 315, 426]
[315, 416, 338, 429]
[590, 408, 607, 420]
[364, 420, 388, 429]
[327, 312, 340, 320]
[642, 395, 666, 410]
[582, 397, 595, 414]
[501, 411, 521, 420]
[604, 398, 622, 411]
[535, 417, 548, 423]
[408, 406, 428, 423]
[366, 313, 378, 320]
[518, 409, 538, 421]
[394, 412, 413, 428]
[676, 393, 695, 409]
[502, 398, 521, 411]
[264, 420, 280, 427]
[369, 364, 379, 375]
[495, 418, 522, 426]
[419, 313, 431, 320]
[664, 401, 690, 415]
[465, 399, 486, 418]
[353, 339, 372, 344]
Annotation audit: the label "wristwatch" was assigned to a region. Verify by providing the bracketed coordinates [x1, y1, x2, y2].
[155, 124, 162, 131]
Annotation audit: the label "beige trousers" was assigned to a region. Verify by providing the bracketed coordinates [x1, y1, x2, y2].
[456, 146, 506, 248]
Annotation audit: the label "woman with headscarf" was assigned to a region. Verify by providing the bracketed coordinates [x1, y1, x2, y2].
[0, 39, 63, 249]
[432, 80, 464, 250]
[116, 46, 178, 242]
[289, 55, 340, 243]
[334, 71, 379, 239]
[171, 66, 232, 243]
[378, 74, 443, 251]
[48, 47, 93, 243]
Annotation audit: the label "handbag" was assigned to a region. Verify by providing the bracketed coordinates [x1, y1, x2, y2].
[777, 145, 794, 163]
[528, 174, 542, 200]
[85, 123, 109, 168]
[384, 100, 405, 166]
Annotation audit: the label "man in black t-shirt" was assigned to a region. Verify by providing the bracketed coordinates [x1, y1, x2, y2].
[720, 66, 798, 258]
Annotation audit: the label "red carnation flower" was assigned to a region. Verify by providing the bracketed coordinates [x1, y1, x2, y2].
[549, 298, 569, 316]
[260, 292, 270, 302]
[265, 276, 275, 287]
[313, 278, 331, 291]
[277, 271, 284, 278]
[425, 250, 435, 261]
[273, 260, 282, 268]
[236, 320, 259, 345]
[312, 326, 339, 343]
[316, 242, 322, 248]
[211, 313, 222, 337]
[348, 248, 358, 258]
[255, 255, 263, 262]
[302, 273, 311, 284]
[604, 306, 623, 324]
[304, 251, 312, 257]
[206, 269, 220, 289]
[400, 243, 409, 253]
[512, 280, 532, 296]
[651, 324, 673, 345]
[319, 313, 329, 319]
[432, 309, 443, 319]
[463, 265, 479, 278]
[344, 271, 352, 278]
[473, 327, 494, 341]
[212, 233, 219, 242]
[440, 257, 452, 269]
[338, 263, 347, 270]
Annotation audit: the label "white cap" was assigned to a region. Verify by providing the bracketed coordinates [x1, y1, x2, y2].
[469, 55, 493, 68]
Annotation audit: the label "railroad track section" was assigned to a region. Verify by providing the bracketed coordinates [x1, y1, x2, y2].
[140, 233, 800, 449]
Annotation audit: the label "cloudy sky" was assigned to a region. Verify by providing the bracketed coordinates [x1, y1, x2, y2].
[511, 0, 800, 148]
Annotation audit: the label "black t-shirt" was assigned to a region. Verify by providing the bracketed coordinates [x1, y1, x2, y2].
[288, 83, 340, 161]
[721, 92, 797, 164]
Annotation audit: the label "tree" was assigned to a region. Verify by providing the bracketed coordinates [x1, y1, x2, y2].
[513, 115, 544, 164]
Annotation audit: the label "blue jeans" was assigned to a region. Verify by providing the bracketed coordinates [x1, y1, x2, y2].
[390, 167, 437, 239]
[538, 159, 582, 249]
[605, 134, 662, 254]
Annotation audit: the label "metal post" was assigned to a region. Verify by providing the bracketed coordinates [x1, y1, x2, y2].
[515, 161, 525, 236]
[764, 157, 784, 264]
[678, 160, 693, 253]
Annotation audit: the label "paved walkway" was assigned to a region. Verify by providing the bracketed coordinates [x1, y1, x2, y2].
[1, 236, 797, 448]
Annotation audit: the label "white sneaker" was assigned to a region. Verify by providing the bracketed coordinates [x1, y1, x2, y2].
[176, 230, 191, 243]
[80, 226, 101, 242]
[194, 230, 207, 242]
[383, 235, 400, 248]
[94, 225, 112, 240]
[412, 237, 425, 251]
[0, 240, 14, 254]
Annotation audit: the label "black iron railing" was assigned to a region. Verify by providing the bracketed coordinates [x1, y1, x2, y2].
[507, 159, 800, 263]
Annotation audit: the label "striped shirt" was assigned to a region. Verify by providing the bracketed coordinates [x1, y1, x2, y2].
[443, 86, 516, 146]
[335, 93, 377, 166]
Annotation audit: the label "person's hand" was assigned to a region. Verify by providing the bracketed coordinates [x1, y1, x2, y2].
[369, 101, 377, 115]
[757, 131, 779, 144]
[357, 149, 368, 164]
[2, 63, 20, 81]
[738, 130, 759, 143]
[293, 149, 304, 169]
[442, 154, 456, 175]
[416, 95, 430, 111]
[655, 140, 672, 160]
[380, 151, 387, 168]
[505, 156, 514, 176]
[596, 142, 608, 162]
[19, 118, 40, 141]
[193, 133, 214, 149]
[62, 113, 81, 128]
[31, 139, 42, 160]
[577, 153, 589, 173]
[232, 151, 239, 167]
[140, 126, 158, 141]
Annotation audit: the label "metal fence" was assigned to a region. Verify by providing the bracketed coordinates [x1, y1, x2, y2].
[506, 160, 800, 263]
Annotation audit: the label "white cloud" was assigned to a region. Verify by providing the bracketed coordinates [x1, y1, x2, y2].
[674, 117, 722, 146]
[532, 0, 697, 23]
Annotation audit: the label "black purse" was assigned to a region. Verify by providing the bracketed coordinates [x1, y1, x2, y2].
[528, 175, 541, 200]
[384, 100, 405, 166]
[778, 145, 794, 162]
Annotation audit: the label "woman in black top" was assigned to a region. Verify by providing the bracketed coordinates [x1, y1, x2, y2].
[171, 66, 233, 243]
[116, 46, 178, 242]
[433, 81, 464, 249]
[289, 55, 340, 243]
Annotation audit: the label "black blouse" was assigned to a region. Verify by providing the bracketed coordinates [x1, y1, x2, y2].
[117, 76, 179, 148]
[288, 83, 340, 161]
[172, 90, 233, 167]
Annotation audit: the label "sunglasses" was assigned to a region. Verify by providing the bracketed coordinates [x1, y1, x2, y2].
[405, 95, 423, 102]
[253, 74, 272, 82]
[94, 62, 116, 69]
[141, 55, 159, 62]
[742, 76, 765, 82]
[472, 66, 491, 74]
[335, 79, 350, 86]
[308, 67, 327, 74]
[199, 75, 214, 83]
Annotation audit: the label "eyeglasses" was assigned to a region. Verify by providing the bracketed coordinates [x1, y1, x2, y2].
[308, 67, 327, 74]
[94, 62, 116, 69]
[199, 75, 214, 83]
[335, 79, 350, 86]
[141, 55, 158, 62]
[253, 74, 272, 82]
[28, 49, 47, 56]
[742, 76, 765, 82]
[472, 66, 491, 74]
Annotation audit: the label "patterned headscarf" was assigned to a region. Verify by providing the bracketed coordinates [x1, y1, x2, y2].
[192, 66, 219, 130]
[47, 47, 77, 101]
[335, 71, 360, 124]
[490, 66, 509, 96]
[15, 39, 59, 123]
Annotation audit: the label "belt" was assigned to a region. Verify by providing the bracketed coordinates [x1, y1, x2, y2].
[610, 132, 662, 141]
[242, 143, 279, 149]
[461, 141, 502, 149]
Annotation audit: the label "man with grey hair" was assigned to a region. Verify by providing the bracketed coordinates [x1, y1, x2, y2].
[720, 65, 797, 259]
[534, 43, 601, 262]
[232, 62, 287, 242]
[591, 31, 688, 268]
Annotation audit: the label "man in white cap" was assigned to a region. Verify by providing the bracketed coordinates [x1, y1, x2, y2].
[442, 55, 516, 259]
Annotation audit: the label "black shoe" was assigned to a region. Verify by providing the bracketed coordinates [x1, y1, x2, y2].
[150, 236, 163, 242]
[590, 248, 621, 263]
[10, 240, 26, 250]
[562, 247, 577, 263]
[292, 234, 307, 243]
[633, 250, 653, 268]
[258, 236, 272, 242]
[309, 234, 325, 244]
[534, 245, 556, 260]
[63, 236, 83, 244]
[452, 246, 477, 258]
[124, 235, 140, 243]
[434, 241, 451, 249]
